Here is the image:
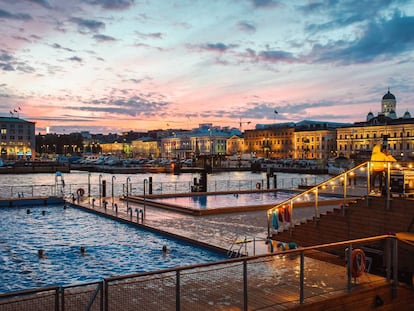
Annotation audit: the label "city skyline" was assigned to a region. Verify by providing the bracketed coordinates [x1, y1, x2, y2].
[1, 0, 414, 134]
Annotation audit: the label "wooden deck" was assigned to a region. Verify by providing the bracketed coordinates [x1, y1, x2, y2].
[1, 197, 413, 310]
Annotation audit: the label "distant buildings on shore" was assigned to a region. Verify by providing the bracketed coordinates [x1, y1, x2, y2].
[1, 89, 414, 162]
[0, 117, 35, 159]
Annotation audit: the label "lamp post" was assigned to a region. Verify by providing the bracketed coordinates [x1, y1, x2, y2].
[143, 178, 148, 219]
[98, 174, 102, 207]
[111, 175, 116, 208]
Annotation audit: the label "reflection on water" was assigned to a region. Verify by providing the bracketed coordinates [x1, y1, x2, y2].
[154, 191, 337, 210]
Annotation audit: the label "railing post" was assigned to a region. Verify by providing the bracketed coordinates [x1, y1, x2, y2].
[386, 237, 391, 282]
[176, 270, 181, 311]
[367, 162, 370, 207]
[243, 260, 248, 311]
[104, 279, 109, 311]
[100, 281, 104, 311]
[386, 162, 391, 210]
[300, 251, 304, 304]
[392, 238, 398, 297]
[347, 243, 352, 291]
[342, 173, 347, 216]
[55, 287, 60, 311]
[289, 200, 293, 236]
[314, 187, 319, 220]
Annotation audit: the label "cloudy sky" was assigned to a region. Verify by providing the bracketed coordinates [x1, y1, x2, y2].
[1, 0, 414, 134]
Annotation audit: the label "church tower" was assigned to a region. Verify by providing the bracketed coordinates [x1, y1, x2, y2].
[381, 88, 396, 118]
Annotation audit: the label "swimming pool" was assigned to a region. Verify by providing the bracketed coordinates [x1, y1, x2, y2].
[0, 205, 226, 294]
[150, 191, 339, 210]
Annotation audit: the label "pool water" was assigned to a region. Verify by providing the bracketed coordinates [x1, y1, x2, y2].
[151, 191, 336, 209]
[0, 205, 226, 294]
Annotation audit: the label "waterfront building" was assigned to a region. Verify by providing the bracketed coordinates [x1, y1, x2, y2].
[244, 121, 346, 160]
[160, 124, 239, 160]
[131, 139, 160, 159]
[294, 128, 337, 160]
[244, 123, 295, 158]
[337, 89, 414, 160]
[100, 141, 125, 156]
[161, 133, 191, 159]
[226, 135, 246, 156]
[0, 116, 35, 160]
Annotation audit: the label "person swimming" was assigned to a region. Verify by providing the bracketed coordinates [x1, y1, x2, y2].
[38, 249, 45, 259]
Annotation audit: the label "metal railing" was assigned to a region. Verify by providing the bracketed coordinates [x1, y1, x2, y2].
[265, 161, 403, 237]
[0, 235, 400, 310]
[0, 176, 325, 200]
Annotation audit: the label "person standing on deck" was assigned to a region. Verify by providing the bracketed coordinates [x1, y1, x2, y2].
[370, 144, 396, 194]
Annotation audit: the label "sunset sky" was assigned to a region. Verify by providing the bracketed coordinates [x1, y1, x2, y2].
[1, 0, 414, 134]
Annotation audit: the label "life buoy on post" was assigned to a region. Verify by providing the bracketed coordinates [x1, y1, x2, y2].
[77, 188, 85, 197]
[256, 182, 261, 190]
[351, 249, 366, 278]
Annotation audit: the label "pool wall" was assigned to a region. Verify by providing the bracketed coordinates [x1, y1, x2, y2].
[70, 202, 232, 256]
[0, 197, 64, 207]
[124, 189, 357, 216]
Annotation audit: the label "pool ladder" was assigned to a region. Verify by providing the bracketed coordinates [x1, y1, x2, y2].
[227, 236, 254, 258]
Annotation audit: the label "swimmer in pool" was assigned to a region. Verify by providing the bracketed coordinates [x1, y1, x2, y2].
[38, 249, 46, 259]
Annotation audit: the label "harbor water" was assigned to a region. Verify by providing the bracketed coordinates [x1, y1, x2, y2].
[0, 170, 330, 199]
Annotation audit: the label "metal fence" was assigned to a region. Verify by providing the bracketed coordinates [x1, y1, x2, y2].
[0, 235, 399, 311]
[0, 176, 327, 200]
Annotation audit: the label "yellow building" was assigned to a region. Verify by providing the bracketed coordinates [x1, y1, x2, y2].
[337, 119, 414, 161]
[294, 129, 337, 160]
[226, 135, 246, 156]
[337, 89, 414, 161]
[100, 142, 126, 156]
[244, 125, 295, 159]
[131, 140, 160, 158]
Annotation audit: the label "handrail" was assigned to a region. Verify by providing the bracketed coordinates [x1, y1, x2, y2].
[266, 161, 371, 237]
[266, 159, 404, 237]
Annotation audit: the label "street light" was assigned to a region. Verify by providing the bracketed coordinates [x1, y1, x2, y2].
[111, 175, 116, 208]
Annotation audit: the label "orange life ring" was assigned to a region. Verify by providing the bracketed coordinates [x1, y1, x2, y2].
[77, 188, 85, 197]
[351, 249, 366, 277]
[256, 182, 261, 190]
